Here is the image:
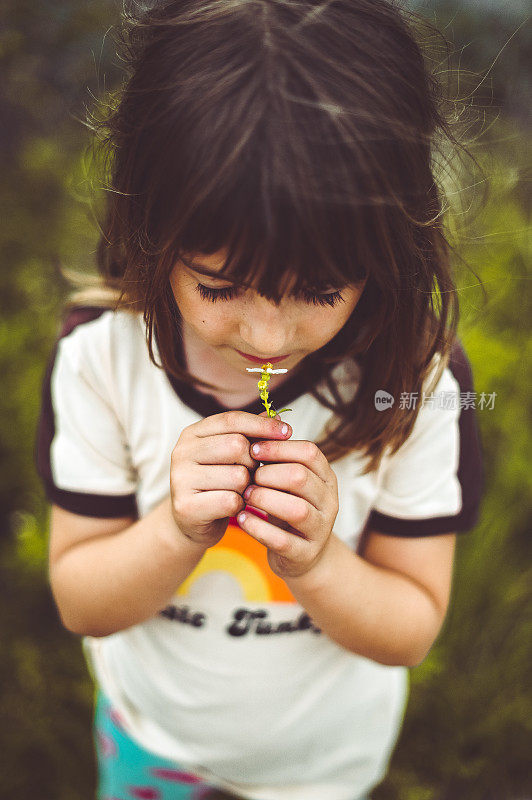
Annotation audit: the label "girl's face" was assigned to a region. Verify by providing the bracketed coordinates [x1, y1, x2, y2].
[169, 251, 366, 379]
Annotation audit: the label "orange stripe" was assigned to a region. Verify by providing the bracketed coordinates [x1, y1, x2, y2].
[224, 517, 295, 603]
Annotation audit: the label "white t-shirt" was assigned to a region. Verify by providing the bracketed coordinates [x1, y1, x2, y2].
[35, 307, 484, 800]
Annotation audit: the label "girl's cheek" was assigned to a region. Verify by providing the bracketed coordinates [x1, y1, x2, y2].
[202, 310, 235, 339]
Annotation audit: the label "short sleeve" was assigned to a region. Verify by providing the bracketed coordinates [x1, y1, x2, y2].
[35, 308, 138, 519]
[365, 339, 485, 537]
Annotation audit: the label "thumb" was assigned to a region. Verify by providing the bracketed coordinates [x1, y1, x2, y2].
[258, 410, 281, 421]
[250, 411, 280, 460]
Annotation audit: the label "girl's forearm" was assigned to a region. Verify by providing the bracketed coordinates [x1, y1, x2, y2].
[285, 533, 445, 667]
[49, 496, 208, 638]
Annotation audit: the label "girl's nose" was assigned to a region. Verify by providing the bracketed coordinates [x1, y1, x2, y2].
[240, 296, 294, 356]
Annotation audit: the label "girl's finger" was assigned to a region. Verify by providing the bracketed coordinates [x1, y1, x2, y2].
[174, 462, 251, 494]
[249, 439, 333, 485]
[182, 490, 246, 525]
[191, 432, 261, 470]
[247, 409, 283, 463]
[190, 410, 291, 442]
[242, 485, 322, 541]
[250, 462, 329, 512]
[237, 507, 307, 560]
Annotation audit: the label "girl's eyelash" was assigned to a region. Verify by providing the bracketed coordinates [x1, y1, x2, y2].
[194, 283, 345, 308]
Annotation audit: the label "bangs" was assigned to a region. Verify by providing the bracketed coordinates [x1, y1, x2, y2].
[173, 191, 371, 303]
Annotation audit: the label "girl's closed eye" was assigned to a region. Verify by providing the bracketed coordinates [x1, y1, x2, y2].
[194, 283, 346, 308]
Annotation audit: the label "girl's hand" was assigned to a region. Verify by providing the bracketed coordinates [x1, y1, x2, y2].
[238, 437, 339, 579]
[170, 411, 292, 547]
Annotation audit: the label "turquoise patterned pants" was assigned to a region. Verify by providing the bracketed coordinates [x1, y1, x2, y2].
[94, 689, 370, 800]
[94, 690, 237, 799]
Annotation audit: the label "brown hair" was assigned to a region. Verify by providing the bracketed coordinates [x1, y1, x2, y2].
[66, 0, 480, 471]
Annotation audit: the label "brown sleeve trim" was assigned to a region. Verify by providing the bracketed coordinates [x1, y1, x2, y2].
[365, 507, 477, 537]
[42, 481, 138, 519]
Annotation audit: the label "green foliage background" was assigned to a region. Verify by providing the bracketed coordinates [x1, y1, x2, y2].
[1, 2, 530, 798]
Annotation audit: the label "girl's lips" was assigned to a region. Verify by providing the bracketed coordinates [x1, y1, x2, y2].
[237, 350, 289, 364]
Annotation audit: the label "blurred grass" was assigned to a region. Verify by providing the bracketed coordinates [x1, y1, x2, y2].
[372, 118, 532, 800]
[0, 3, 531, 799]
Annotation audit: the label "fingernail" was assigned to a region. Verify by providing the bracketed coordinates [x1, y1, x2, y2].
[243, 486, 253, 500]
[252, 444, 261, 456]
[281, 423, 288, 436]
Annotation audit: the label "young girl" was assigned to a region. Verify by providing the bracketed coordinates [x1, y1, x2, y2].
[36, 1, 484, 798]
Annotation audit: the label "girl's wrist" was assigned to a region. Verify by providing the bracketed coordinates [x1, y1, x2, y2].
[156, 496, 209, 558]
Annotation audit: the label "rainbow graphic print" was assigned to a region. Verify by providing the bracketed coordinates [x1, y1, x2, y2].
[175, 509, 296, 605]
